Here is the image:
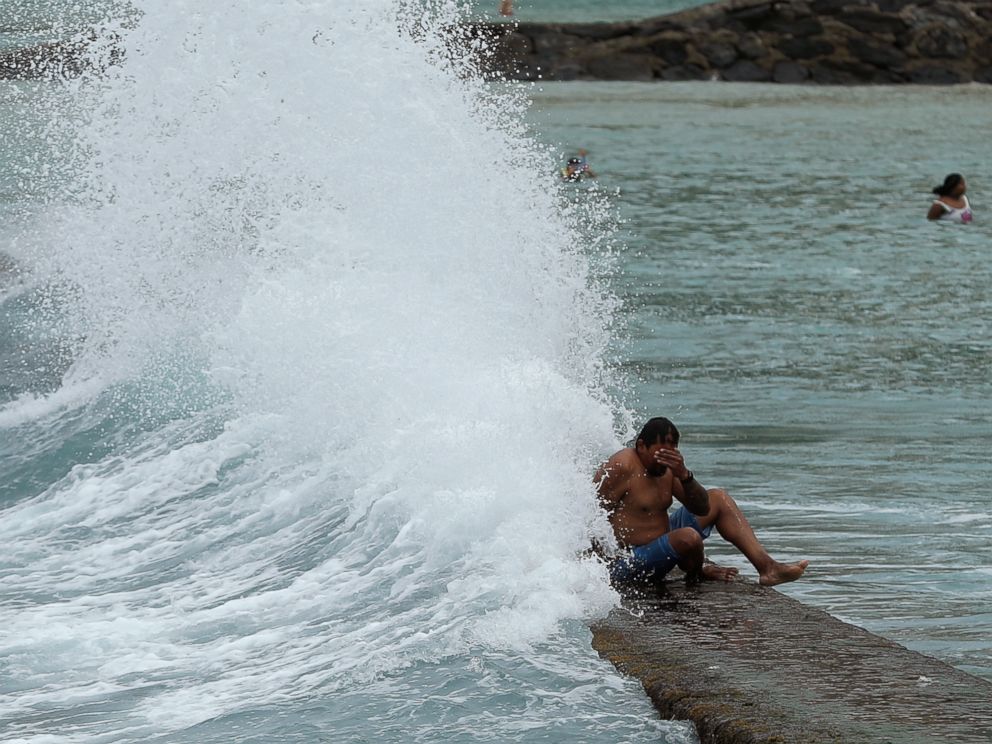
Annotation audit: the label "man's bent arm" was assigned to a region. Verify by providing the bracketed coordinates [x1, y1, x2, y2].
[676, 474, 710, 516]
[594, 454, 629, 512]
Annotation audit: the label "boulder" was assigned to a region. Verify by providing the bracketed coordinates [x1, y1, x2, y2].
[735, 31, 768, 58]
[912, 23, 969, 57]
[649, 32, 692, 65]
[838, 7, 910, 34]
[583, 52, 657, 80]
[848, 37, 909, 66]
[907, 63, 966, 82]
[773, 60, 812, 81]
[660, 63, 712, 80]
[721, 58, 773, 80]
[777, 35, 836, 58]
[700, 39, 740, 67]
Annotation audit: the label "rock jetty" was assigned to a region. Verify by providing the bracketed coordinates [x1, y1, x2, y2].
[468, 0, 992, 83]
[3, 2, 988, 84]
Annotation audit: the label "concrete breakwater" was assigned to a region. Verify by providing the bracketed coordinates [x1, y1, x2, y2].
[592, 579, 992, 743]
[468, 0, 992, 83]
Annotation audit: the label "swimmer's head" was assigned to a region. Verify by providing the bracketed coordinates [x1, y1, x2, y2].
[933, 173, 966, 197]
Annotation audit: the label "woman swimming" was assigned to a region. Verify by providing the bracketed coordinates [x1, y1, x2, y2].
[927, 173, 973, 224]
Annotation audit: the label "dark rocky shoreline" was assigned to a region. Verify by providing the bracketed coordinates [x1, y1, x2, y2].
[468, 0, 992, 83]
[3, 1, 989, 85]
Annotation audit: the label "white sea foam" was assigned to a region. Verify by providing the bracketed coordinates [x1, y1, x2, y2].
[0, 377, 104, 427]
[0, 2, 636, 741]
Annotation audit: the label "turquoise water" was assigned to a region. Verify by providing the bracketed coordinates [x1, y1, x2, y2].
[2, 3, 991, 744]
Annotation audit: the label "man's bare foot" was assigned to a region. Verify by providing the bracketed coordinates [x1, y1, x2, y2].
[759, 560, 809, 586]
[701, 562, 739, 582]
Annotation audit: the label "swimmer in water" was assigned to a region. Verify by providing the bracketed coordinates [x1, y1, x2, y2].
[561, 157, 584, 181]
[927, 173, 973, 224]
[561, 150, 596, 181]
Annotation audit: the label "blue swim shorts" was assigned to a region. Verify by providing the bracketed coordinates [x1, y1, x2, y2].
[609, 507, 714, 583]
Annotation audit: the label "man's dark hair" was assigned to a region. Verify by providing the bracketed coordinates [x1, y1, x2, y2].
[636, 417, 679, 447]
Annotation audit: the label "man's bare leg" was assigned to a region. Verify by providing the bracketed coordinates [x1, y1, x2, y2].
[670, 527, 739, 583]
[697, 488, 809, 586]
[668, 527, 705, 584]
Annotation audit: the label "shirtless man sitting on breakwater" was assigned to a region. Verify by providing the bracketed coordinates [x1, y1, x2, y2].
[594, 416, 809, 586]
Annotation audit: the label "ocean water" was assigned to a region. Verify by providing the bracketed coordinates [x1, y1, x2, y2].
[527, 81, 992, 679]
[0, 2, 683, 743]
[2, 3, 991, 744]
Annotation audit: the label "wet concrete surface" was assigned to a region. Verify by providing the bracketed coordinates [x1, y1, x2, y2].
[591, 578, 992, 743]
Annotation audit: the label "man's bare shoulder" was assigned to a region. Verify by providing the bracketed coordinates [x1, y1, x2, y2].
[601, 447, 639, 475]
[595, 447, 639, 507]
